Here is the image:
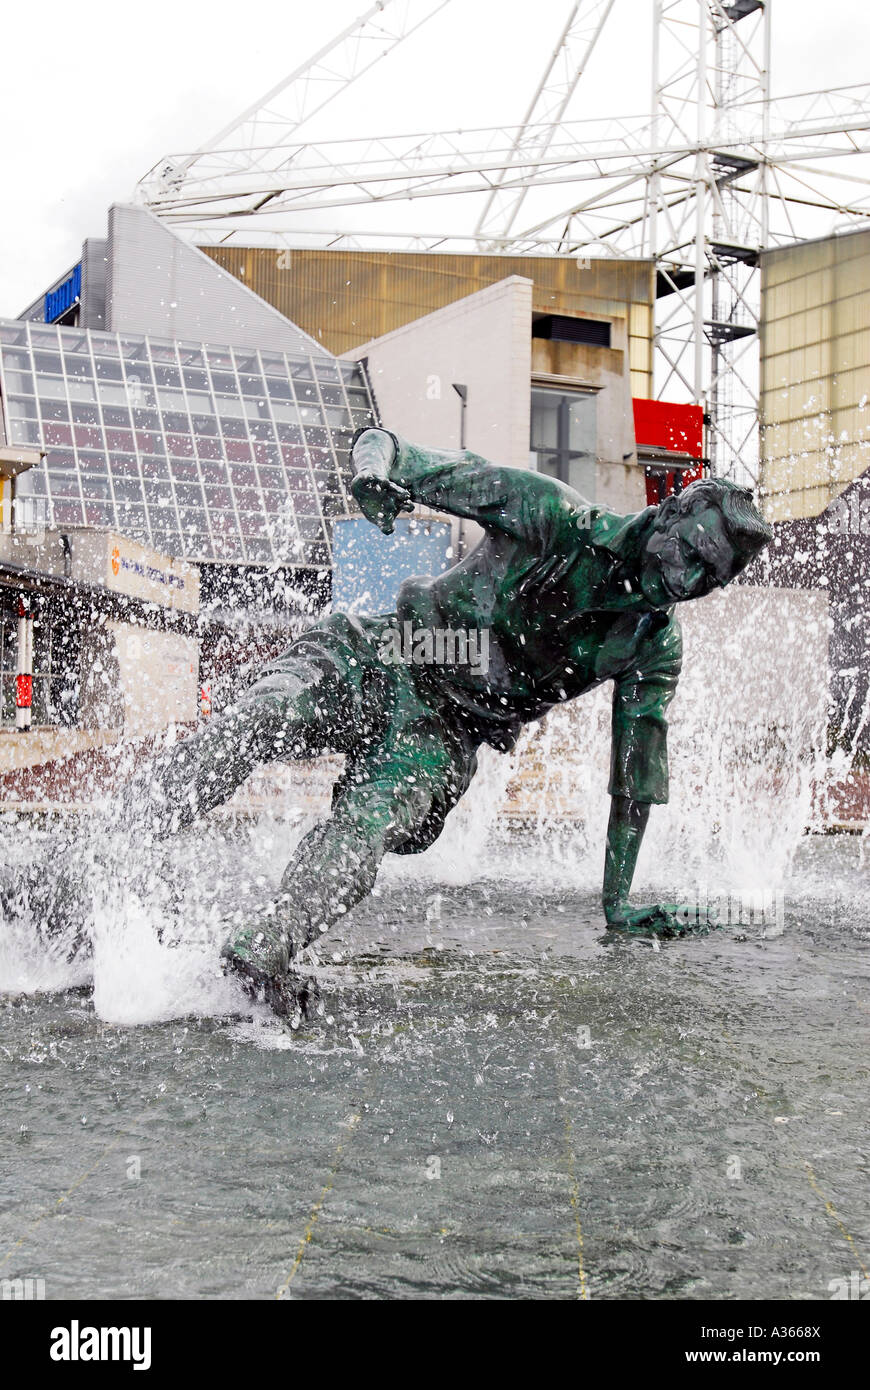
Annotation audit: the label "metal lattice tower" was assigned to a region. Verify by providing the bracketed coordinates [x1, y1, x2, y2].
[648, 1, 772, 482]
[137, 0, 870, 490]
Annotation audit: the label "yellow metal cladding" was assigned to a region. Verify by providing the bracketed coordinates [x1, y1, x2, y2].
[760, 229, 870, 521]
[200, 248, 655, 397]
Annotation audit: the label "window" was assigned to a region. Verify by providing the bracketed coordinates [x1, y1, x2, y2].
[532, 315, 611, 347]
[530, 387, 597, 498]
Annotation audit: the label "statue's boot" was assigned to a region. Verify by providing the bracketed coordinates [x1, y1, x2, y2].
[220, 902, 315, 1019]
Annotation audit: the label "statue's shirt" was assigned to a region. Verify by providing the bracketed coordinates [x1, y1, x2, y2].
[359, 433, 683, 805]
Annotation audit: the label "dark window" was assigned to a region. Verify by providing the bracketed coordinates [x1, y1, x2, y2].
[532, 315, 611, 347]
[530, 387, 597, 498]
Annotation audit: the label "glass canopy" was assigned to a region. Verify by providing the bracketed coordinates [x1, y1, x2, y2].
[0, 319, 375, 567]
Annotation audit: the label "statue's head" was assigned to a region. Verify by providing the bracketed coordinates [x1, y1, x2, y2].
[639, 477, 773, 608]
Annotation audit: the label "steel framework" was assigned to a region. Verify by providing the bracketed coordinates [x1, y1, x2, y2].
[136, 0, 870, 487]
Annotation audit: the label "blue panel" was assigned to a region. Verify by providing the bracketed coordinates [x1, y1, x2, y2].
[332, 516, 453, 616]
[44, 264, 82, 323]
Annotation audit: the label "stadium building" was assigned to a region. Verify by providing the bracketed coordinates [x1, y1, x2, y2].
[0, 208, 376, 773]
[4, 193, 868, 790]
[4, 205, 705, 769]
[755, 225, 870, 758]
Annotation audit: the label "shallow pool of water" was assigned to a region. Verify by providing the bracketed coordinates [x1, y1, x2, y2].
[0, 829, 868, 1300]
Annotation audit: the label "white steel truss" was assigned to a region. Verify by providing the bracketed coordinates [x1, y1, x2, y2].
[148, 0, 452, 205]
[136, 0, 870, 488]
[473, 0, 617, 247]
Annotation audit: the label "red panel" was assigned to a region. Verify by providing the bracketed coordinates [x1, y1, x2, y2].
[633, 398, 703, 456]
[15, 674, 33, 709]
[632, 398, 705, 505]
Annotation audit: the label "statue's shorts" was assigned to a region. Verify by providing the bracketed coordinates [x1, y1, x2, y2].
[244, 612, 483, 855]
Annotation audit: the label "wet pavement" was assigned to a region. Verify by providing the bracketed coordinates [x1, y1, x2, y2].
[0, 831, 868, 1301]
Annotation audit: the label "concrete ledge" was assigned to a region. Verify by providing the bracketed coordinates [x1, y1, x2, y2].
[0, 728, 122, 775]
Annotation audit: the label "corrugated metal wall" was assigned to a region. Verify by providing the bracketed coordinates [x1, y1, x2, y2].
[81, 238, 108, 331]
[200, 248, 655, 398]
[761, 228, 870, 521]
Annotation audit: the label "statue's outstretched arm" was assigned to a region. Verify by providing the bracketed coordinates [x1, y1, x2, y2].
[601, 795, 715, 937]
[602, 626, 716, 936]
[602, 794, 653, 929]
[350, 426, 572, 545]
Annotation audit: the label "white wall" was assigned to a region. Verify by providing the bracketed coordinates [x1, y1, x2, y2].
[344, 276, 534, 471]
[110, 622, 199, 737]
[344, 274, 646, 518]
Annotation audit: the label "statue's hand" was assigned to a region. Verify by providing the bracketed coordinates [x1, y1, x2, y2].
[350, 471, 413, 535]
[604, 902, 716, 938]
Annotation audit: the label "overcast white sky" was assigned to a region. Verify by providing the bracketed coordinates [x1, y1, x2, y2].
[1, 0, 867, 316]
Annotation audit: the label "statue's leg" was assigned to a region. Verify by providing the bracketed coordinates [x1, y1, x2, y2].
[221, 712, 478, 1010]
[117, 612, 389, 838]
[17, 647, 370, 947]
[114, 654, 355, 838]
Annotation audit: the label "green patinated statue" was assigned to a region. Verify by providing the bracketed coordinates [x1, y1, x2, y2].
[5, 427, 772, 1016]
[114, 427, 772, 1012]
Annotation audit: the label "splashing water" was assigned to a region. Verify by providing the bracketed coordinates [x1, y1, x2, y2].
[413, 585, 838, 897]
[89, 895, 239, 1027]
[0, 583, 865, 1026]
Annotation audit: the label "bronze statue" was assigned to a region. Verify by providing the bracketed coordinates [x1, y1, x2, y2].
[6, 427, 773, 1016]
